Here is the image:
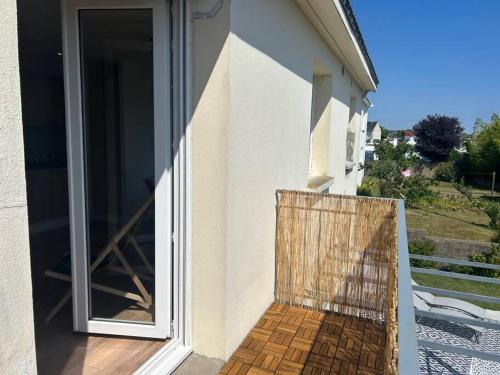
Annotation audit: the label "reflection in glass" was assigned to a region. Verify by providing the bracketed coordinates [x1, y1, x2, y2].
[79, 9, 155, 323]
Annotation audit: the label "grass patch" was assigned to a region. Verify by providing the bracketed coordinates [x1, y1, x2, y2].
[406, 207, 493, 242]
[430, 181, 499, 199]
[412, 273, 500, 311]
[407, 181, 494, 241]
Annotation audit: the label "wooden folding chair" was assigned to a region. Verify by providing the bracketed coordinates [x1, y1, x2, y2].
[44, 180, 155, 324]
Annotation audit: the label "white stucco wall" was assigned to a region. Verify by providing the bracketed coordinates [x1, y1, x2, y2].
[190, 0, 368, 360]
[0, 0, 37, 373]
[224, 0, 365, 357]
[190, 0, 231, 359]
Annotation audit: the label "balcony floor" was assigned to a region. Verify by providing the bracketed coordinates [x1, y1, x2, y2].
[220, 303, 386, 375]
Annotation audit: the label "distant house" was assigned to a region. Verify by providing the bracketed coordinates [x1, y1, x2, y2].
[367, 121, 382, 144]
[364, 121, 381, 163]
[404, 130, 417, 146]
[387, 129, 417, 147]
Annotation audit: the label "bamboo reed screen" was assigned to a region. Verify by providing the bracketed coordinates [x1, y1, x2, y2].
[275, 190, 398, 374]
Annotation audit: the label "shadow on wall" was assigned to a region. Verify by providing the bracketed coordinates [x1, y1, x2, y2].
[191, 0, 229, 116]
[192, 0, 354, 118]
[228, 0, 351, 108]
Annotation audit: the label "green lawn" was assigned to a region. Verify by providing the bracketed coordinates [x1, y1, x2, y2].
[406, 181, 495, 241]
[406, 207, 493, 242]
[412, 273, 500, 311]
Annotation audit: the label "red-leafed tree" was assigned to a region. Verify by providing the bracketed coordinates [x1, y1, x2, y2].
[413, 114, 464, 162]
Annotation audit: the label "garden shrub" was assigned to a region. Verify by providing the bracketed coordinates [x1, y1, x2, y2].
[403, 177, 436, 208]
[447, 244, 500, 278]
[433, 161, 456, 182]
[453, 181, 474, 202]
[484, 202, 500, 229]
[357, 178, 375, 197]
[409, 239, 436, 269]
[369, 141, 435, 207]
[492, 227, 500, 243]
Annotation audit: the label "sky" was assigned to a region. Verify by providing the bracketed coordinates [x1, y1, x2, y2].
[350, 0, 500, 132]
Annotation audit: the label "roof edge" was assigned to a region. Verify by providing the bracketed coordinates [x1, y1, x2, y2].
[297, 0, 378, 91]
[338, 0, 379, 86]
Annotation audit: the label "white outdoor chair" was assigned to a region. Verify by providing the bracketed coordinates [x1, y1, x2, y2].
[413, 288, 486, 320]
[413, 292, 485, 342]
[412, 280, 500, 322]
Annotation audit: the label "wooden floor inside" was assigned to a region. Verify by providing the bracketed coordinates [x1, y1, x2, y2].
[30, 227, 166, 374]
[220, 303, 386, 375]
[35, 295, 167, 375]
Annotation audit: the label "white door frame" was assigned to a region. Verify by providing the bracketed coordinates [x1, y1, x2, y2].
[135, 1, 193, 372]
[62, 0, 172, 339]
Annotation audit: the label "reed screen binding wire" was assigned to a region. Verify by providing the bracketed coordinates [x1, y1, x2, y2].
[275, 190, 398, 374]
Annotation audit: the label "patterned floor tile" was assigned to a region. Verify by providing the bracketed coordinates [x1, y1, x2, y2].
[417, 317, 500, 374]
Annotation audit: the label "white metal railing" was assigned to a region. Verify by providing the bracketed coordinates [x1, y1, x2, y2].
[397, 200, 420, 374]
[409, 246, 500, 365]
[413, 285, 500, 305]
[412, 267, 500, 285]
[393, 199, 500, 373]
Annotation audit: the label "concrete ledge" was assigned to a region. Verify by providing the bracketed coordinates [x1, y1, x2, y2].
[306, 175, 334, 193]
[172, 354, 224, 375]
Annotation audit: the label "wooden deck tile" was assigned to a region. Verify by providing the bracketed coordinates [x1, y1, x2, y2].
[220, 304, 387, 375]
[247, 366, 275, 375]
[283, 346, 309, 365]
[277, 322, 301, 335]
[305, 353, 333, 371]
[270, 331, 294, 347]
[276, 359, 304, 375]
[233, 348, 260, 364]
[257, 317, 281, 331]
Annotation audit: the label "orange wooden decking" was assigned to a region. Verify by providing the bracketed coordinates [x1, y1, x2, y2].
[220, 303, 386, 375]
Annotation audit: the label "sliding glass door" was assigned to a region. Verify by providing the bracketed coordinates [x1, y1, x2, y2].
[62, 0, 171, 339]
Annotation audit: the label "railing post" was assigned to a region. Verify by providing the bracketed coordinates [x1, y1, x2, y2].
[397, 200, 420, 374]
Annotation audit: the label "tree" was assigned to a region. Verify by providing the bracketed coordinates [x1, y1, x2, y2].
[413, 114, 464, 162]
[368, 141, 433, 206]
[455, 114, 500, 180]
[380, 126, 389, 140]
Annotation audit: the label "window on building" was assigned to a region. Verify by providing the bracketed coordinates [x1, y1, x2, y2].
[346, 97, 358, 171]
[308, 74, 333, 178]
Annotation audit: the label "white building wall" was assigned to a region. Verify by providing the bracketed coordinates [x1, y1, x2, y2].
[371, 124, 382, 141]
[190, 0, 231, 359]
[224, 0, 367, 357]
[0, 0, 37, 372]
[0, 0, 374, 368]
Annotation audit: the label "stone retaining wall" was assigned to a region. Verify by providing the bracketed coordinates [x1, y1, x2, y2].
[407, 228, 492, 260]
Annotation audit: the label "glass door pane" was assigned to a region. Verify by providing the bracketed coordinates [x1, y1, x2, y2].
[79, 9, 156, 324]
